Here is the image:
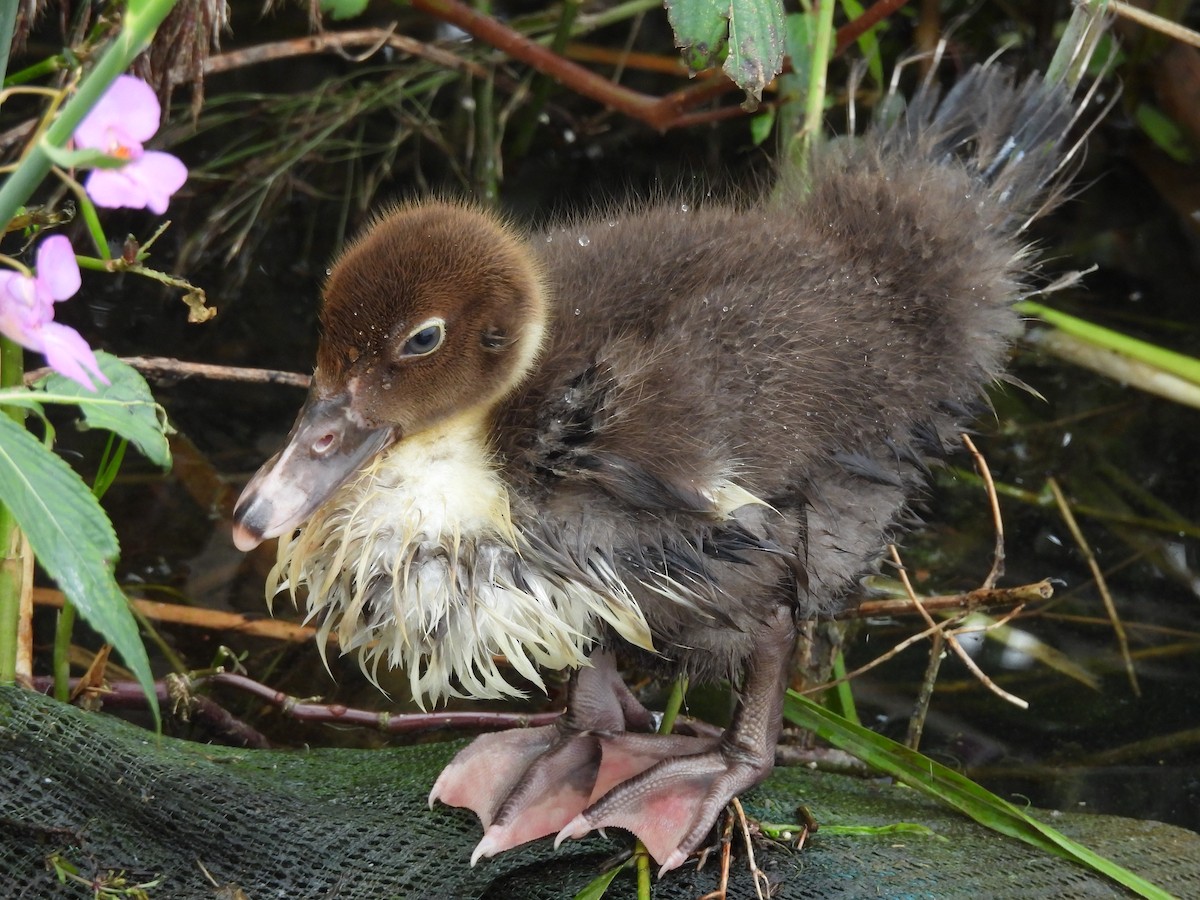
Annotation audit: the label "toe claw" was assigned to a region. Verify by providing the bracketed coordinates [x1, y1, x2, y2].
[658, 849, 687, 877]
[554, 813, 592, 849]
[470, 831, 501, 867]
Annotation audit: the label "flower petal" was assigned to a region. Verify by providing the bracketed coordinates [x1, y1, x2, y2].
[74, 75, 161, 149]
[129, 152, 188, 214]
[87, 152, 187, 214]
[0, 284, 46, 353]
[35, 235, 81, 302]
[38, 321, 109, 391]
[0, 271, 51, 344]
[85, 168, 150, 211]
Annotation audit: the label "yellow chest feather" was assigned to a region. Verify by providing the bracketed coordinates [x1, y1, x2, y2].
[269, 416, 654, 706]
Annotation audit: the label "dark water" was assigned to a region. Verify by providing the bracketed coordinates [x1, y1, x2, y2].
[23, 1, 1200, 843]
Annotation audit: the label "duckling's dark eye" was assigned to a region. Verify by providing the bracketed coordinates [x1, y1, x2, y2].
[400, 319, 445, 358]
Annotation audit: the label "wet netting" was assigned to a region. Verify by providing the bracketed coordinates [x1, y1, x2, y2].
[2, 686, 1197, 899]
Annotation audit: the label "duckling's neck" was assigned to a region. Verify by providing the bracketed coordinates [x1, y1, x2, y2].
[269, 408, 654, 706]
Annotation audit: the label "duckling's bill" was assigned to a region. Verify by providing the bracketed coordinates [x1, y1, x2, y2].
[232, 386, 394, 551]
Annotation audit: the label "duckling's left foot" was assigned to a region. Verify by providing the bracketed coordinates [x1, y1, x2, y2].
[554, 741, 772, 875]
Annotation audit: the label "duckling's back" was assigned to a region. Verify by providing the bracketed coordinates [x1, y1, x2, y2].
[499, 63, 1082, 648]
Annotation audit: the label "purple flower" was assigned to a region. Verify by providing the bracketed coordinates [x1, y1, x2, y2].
[74, 75, 187, 215]
[0, 236, 108, 391]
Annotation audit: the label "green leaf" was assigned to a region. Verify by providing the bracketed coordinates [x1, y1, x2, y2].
[0, 415, 158, 725]
[824, 650, 860, 724]
[320, 0, 370, 21]
[783, 691, 1173, 900]
[664, 0, 729, 72]
[725, 0, 786, 104]
[749, 106, 776, 145]
[0, 352, 173, 468]
[820, 822, 940, 837]
[837, 0, 883, 87]
[1135, 103, 1193, 164]
[573, 861, 627, 900]
[774, 10, 813, 140]
[664, 0, 786, 101]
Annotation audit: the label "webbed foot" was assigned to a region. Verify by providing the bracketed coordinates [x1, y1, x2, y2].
[555, 738, 772, 874]
[432, 605, 796, 873]
[430, 650, 665, 863]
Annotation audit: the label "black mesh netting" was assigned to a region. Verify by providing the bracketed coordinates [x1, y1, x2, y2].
[2, 686, 1197, 899]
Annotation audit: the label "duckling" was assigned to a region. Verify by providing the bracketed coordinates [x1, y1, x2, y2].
[232, 39, 1098, 874]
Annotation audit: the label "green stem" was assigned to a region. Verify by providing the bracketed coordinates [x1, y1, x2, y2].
[1018, 300, 1200, 387]
[0, 0, 17, 84]
[52, 602, 75, 700]
[4, 55, 68, 88]
[72, 183, 112, 260]
[0, 0, 179, 230]
[0, 337, 22, 422]
[659, 674, 689, 735]
[797, 0, 835, 168]
[51, 433, 128, 697]
[0, 336, 23, 683]
[571, 0, 658, 33]
[828, 650, 860, 725]
[636, 845, 651, 899]
[510, 0, 582, 158]
[629, 673, 690, 892]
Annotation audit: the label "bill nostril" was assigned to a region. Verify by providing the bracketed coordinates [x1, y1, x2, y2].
[312, 432, 337, 456]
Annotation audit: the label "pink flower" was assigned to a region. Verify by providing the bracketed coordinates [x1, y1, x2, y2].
[0, 236, 108, 391]
[74, 75, 187, 215]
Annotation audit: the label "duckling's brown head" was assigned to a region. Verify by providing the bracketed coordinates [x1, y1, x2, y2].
[232, 202, 547, 551]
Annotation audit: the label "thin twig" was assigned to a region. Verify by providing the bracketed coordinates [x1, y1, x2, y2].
[24, 356, 311, 388]
[203, 672, 563, 733]
[27, 672, 563, 736]
[1108, 0, 1200, 48]
[29, 674, 272, 747]
[731, 797, 771, 900]
[696, 811, 735, 900]
[401, 0, 915, 131]
[201, 26, 491, 80]
[889, 545, 1030, 710]
[962, 434, 1005, 588]
[33, 586, 322, 644]
[904, 629, 944, 750]
[1046, 477, 1141, 696]
[15, 531, 32, 679]
[801, 618, 953, 693]
[842, 580, 1054, 619]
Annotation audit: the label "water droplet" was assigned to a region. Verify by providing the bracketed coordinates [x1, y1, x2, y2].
[545, 234, 554, 243]
[679, 203, 691, 213]
[607, 219, 617, 228]
[573, 308, 581, 316]
[460, 96, 476, 111]
[577, 235, 590, 247]
[563, 128, 577, 144]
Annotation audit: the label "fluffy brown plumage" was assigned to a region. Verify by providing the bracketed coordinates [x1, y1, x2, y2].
[233, 31, 1100, 875]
